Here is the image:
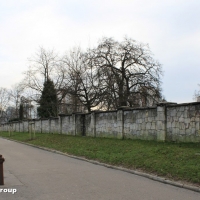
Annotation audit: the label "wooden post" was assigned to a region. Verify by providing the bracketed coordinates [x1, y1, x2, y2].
[33, 123, 35, 139]
[29, 122, 35, 140]
[0, 155, 5, 185]
[9, 124, 12, 137]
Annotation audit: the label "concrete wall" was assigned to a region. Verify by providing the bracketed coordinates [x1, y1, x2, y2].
[23, 121, 29, 132]
[41, 119, 49, 133]
[124, 108, 157, 140]
[2, 102, 200, 142]
[166, 103, 200, 142]
[95, 111, 119, 138]
[60, 115, 74, 135]
[35, 120, 41, 133]
[50, 118, 59, 134]
[85, 113, 93, 136]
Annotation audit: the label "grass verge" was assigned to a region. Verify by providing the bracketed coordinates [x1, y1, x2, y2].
[0, 131, 200, 186]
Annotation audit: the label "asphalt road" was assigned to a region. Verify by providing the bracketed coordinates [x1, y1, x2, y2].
[0, 137, 200, 200]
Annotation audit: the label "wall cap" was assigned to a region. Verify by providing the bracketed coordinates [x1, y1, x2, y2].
[72, 112, 83, 114]
[58, 113, 72, 117]
[49, 117, 59, 120]
[157, 102, 177, 106]
[167, 101, 200, 107]
[117, 106, 130, 110]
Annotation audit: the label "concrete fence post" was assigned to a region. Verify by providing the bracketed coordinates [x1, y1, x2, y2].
[22, 120, 24, 133]
[49, 119, 51, 133]
[59, 114, 68, 135]
[59, 115, 62, 134]
[156, 102, 177, 141]
[91, 111, 96, 137]
[72, 113, 76, 136]
[117, 107, 125, 139]
[14, 122, 16, 132]
[40, 119, 42, 133]
[156, 104, 166, 141]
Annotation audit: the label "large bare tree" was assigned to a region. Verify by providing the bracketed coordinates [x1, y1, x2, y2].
[86, 37, 162, 109]
[22, 47, 66, 104]
[22, 47, 57, 92]
[20, 38, 163, 114]
[62, 47, 106, 112]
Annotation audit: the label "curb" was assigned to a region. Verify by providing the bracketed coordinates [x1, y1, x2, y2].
[1, 136, 200, 193]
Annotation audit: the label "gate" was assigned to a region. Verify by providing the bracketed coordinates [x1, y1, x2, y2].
[81, 114, 86, 136]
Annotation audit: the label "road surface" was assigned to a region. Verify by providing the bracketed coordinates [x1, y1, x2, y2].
[0, 137, 200, 200]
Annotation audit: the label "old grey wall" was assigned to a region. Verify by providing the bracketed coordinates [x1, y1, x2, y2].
[50, 118, 59, 134]
[35, 120, 41, 133]
[60, 114, 74, 135]
[23, 120, 29, 132]
[41, 119, 49, 133]
[85, 113, 93, 136]
[124, 108, 157, 140]
[2, 102, 200, 142]
[95, 111, 119, 138]
[166, 103, 200, 142]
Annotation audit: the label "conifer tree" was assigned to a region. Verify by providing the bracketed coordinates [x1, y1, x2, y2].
[19, 103, 24, 120]
[37, 79, 58, 118]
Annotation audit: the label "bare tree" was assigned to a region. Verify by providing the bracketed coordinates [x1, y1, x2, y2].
[20, 95, 36, 119]
[0, 87, 10, 123]
[22, 47, 66, 103]
[20, 38, 163, 114]
[28, 47, 58, 87]
[86, 37, 163, 109]
[62, 47, 105, 112]
[194, 84, 200, 102]
[9, 84, 24, 119]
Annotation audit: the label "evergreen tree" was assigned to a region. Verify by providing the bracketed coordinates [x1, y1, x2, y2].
[19, 103, 24, 120]
[37, 79, 58, 118]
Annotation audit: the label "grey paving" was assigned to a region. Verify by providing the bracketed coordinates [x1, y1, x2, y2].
[0, 137, 200, 200]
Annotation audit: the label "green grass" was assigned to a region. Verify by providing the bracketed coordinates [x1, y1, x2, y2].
[1, 131, 200, 185]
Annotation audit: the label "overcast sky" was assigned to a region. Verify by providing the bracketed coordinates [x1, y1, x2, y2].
[0, 0, 200, 103]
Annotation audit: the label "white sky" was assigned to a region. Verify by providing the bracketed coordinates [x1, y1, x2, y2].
[0, 0, 200, 103]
